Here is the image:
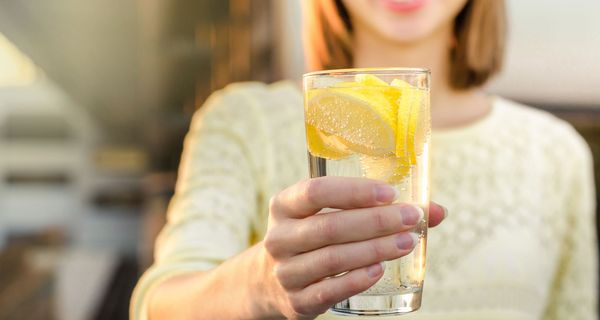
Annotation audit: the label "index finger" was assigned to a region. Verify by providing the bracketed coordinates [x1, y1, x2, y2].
[270, 177, 398, 219]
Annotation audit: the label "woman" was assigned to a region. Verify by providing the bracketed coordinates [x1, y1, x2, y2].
[131, 0, 597, 319]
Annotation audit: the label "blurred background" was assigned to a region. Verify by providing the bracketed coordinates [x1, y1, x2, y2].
[0, 1, 598, 319]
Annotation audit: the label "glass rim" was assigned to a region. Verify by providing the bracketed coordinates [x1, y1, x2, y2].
[303, 67, 430, 78]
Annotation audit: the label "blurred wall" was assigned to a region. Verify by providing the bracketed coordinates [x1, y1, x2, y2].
[273, 0, 305, 81]
[488, 0, 600, 106]
[0, 0, 142, 140]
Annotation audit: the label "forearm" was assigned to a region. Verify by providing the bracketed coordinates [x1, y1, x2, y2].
[148, 243, 281, 320]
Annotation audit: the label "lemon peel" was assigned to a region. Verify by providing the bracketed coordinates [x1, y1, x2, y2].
[391, 79, 425, 166]
[305, 124, 352, 160]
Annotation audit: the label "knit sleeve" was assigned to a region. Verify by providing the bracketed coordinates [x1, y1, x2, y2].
[543, 134, 598, 320]
[129, 83, 266, 320]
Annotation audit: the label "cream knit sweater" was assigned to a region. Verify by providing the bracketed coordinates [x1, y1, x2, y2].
[131, 81, 597, 320]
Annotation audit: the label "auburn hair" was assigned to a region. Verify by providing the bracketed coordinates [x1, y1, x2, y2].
[302, 0, 506, 90]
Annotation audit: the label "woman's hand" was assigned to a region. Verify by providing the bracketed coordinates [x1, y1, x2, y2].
[145, 176, 446, 320]
[258, 176, 446, 319]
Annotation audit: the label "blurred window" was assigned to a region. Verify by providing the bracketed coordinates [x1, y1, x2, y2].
[0, 33, 37, 86]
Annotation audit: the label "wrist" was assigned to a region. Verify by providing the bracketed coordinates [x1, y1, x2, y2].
[246, 242, 285, 320]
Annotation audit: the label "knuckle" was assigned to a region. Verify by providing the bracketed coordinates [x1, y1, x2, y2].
[315, 286, 336, 309]
[321, 249, 343, 274]
[303, 178, 323, 204]
[369, 241, 387, 261]
[350, 182, 368, 205]
[376, 206, 406, 232]
[268, 195, 280, 216]
[273, 263, 291, 287]
[318, 216, 339, 242]
[273, 263, 285, 280]
[288, 292, 310, 317]
[372, 209, 391, 233]
[263, 231, 281, 257]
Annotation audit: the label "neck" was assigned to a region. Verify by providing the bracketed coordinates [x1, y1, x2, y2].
[352, 23, 491, 129]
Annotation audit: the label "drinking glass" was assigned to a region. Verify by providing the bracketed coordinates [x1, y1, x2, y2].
[303, 68, 431, 316]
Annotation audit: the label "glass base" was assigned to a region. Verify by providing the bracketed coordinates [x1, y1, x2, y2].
[329, 290, 422, 316]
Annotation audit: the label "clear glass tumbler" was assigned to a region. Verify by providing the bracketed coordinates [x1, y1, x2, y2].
[303, 68, 431, 316]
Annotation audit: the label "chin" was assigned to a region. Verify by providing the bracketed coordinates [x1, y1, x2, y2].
[343, 0, 468, 45]
[377, 19, 438, 44]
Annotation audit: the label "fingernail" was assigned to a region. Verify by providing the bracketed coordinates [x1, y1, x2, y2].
[375, 185, 398, 203]
[367, 262, 384, 278]
[400, 205, 424, 226]
[442, 205, 449, 219]
[396, 233, 418, 250]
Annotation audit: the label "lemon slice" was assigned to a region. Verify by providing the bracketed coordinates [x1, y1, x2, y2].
[355, 74, 403, 107]
[305, 90, 396, 156]
[336, 75, 402, 108]
[331, 74, 400, 140]
[391, 79, 425, 165]
[361, 155, 411, 184]
[305, 124, 352, 160]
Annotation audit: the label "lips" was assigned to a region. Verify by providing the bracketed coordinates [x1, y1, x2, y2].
[380, 0, 427, 13]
